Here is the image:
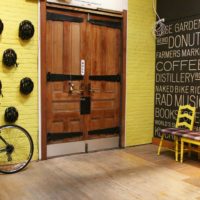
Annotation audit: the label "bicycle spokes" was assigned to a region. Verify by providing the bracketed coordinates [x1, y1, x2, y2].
[0, 125, 33, 174]
[0, 135, 9, 146]
[0, 147, 6, 153]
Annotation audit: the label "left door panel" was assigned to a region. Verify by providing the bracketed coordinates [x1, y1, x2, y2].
[46, 11, 86, 144]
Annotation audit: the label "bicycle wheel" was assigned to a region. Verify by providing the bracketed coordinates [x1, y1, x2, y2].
[0, 124, 34, 174]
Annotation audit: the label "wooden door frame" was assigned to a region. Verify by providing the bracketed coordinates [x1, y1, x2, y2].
[40, 0, 47, 160]
[120, 10, 127, 149]
[40, 1, 127, 160]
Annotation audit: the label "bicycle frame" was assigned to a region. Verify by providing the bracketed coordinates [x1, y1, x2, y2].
[0, 135, 7, 153]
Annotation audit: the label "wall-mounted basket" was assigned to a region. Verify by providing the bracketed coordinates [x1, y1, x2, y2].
[2, 49, 18, 67]
[4, 107, 19, 123]
[20, 77, 34, 95]
[19, 20, 34, 40]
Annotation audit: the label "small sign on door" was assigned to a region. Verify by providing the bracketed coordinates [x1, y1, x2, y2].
[81, 59, 85, 76]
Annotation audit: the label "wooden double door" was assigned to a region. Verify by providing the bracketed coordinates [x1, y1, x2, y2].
[45, 8, 122, 154]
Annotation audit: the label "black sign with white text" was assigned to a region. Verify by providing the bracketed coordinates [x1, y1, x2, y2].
[154, 16, 200, 139]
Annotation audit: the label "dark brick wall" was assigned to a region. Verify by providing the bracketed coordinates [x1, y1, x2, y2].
[157, 0, 200, 20]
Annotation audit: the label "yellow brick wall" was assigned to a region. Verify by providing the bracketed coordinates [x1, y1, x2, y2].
[126, 0, 155, 146]
[0, 0, 38, 159]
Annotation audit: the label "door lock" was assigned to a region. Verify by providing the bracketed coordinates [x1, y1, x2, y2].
[68, 82, 84, 95]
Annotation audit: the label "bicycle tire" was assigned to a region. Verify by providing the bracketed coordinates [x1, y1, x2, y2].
[0, 124, 34, 174]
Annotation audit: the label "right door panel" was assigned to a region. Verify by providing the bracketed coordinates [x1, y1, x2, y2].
[86, 17, 121, 139]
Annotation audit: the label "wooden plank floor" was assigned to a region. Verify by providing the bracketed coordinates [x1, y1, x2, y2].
[1, 144, 200, 200]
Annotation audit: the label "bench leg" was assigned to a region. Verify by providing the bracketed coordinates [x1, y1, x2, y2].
[180, 139, 184, 163]
[157, 134, 164, 156]
[174, 135, 179, 162]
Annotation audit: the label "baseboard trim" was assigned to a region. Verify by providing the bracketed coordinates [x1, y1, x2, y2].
[152, 137, 174, 148]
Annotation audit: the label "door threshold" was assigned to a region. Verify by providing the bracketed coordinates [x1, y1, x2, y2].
[47, 136, 119, 158]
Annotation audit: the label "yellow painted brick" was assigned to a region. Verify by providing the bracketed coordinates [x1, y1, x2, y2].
[0, 1, 38, 160]
[126, 0, 155, 146]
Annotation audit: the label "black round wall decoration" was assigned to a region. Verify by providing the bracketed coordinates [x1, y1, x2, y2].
[0, 19, 4, 34]
[4, 107, 19, 123]
[2, 49, 17, 67]
[19, 20, 34, 40]
[20, 77, 34, 95]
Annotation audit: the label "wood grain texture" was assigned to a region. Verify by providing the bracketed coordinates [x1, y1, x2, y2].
[1, 144, 200, 200]
[46, 17, 84, 144]
[46, 9, 122, 144]
[87, 17, 121, 139]
[42, 3, 126, 157]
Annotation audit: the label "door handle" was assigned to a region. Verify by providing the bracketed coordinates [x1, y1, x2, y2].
[88, 83, 100, 94]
